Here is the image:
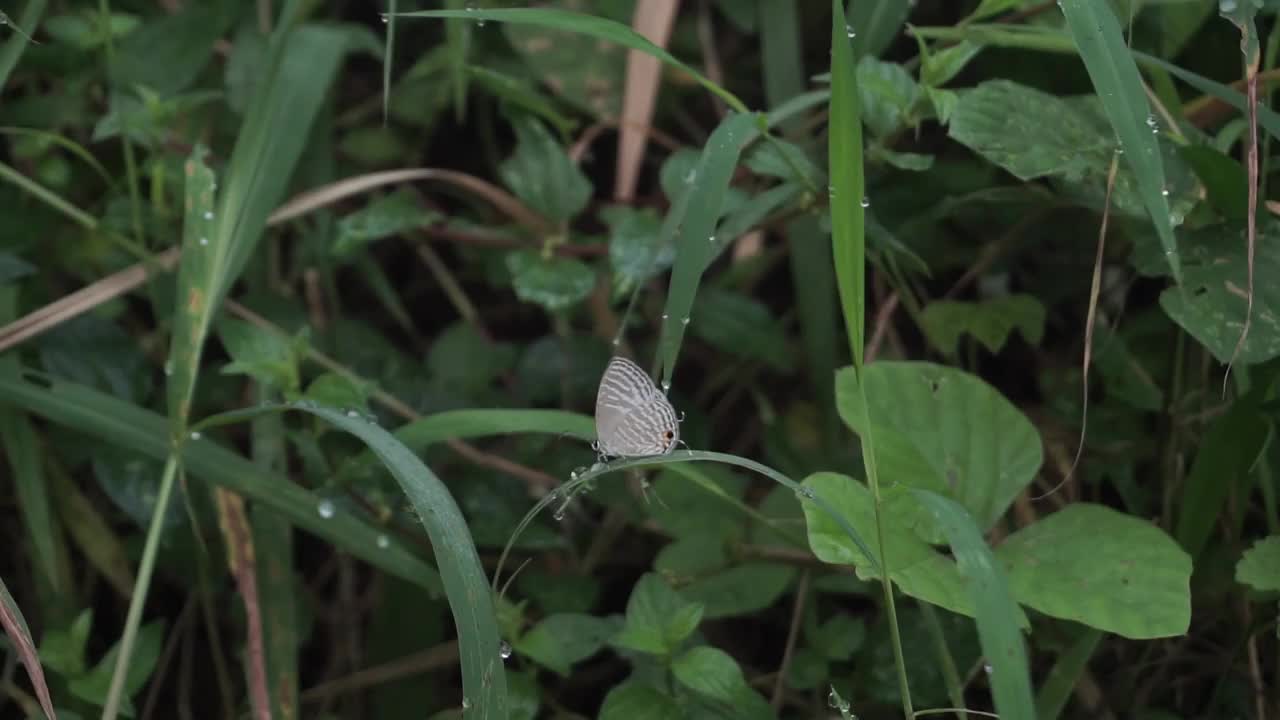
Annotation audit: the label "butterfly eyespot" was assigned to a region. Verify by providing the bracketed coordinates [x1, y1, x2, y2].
[664, 430, 674, 440]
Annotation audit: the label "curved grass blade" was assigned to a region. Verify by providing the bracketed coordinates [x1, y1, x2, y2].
[277, 402, 508, 718]
[1035, 628, 1104, 719]
[0, 0, 45, 91]
[0, 409, 62, 591]
[0, 372, 443, 595]
[1059, 0, 1181, 284]
[655, 112, 760, 388]
[0, 574, 56, 719]
[910, 489, 1034, 719]
[494, 449, 879, 590]
[392, 7, 747, 114]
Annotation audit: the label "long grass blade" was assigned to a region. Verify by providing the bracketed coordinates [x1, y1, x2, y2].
[1059, 0, 1181, 283]
[0, 0, 46, 91]
[911, 489, 1035, 719]
[1035, 628, 1104, 719]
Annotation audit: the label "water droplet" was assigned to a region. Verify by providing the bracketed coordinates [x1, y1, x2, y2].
[684, 168, 697, 184]
[590, 462, 604, 472]
[707, 234, 716, 244]
[661, 381, 671, 393]
[797, 486, 815, 500]
[1145, 114, 1157, 128]
[552, 507, 566, 521]
[346, 409, 360, 418]
[376, 534, 390, 549]
[163, 361, 173, 376]
[827, 184, 836, 198]
[846, 24, 856, 38]
[189, 431, 201, 440]
[661, 313, 669, 320]
[317, 499, 336, 519]
[1114, 145, 1124, 155]
[198, 237, 208, 246]
[681, 316, 690, 325]
[611, 338, 621, 347]
[984, 663, 993, 674]
[499, 640, 513, 659]
[860, 196, 870, 208]
[462, 697, 471, 710]
[203, 211, 214, 221]
[1161, 188, 1170, 197]
[570, 469, 579, 480]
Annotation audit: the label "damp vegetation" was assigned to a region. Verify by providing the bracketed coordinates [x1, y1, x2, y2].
[0, 2, 1277, 719]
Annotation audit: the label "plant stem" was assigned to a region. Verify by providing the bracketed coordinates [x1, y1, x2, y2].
[100, 452, 180, 720]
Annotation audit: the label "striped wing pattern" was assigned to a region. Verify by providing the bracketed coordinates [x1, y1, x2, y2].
[594, 356, 680, 457]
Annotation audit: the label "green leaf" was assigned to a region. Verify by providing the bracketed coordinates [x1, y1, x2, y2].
[302, 372, 369, 412]
[657, 112, 760, 389]
[1035, 629, 1104, 720]
[801, 472, 978, 619]
[39, 609, 92, 676]
[70, 619, 166, 715]
[647, 467, 748, 541]
[612, 573, 704, 655]
[836, 363, 1044, 535]
[92, 448, 185, 532]
[1237, 535, 1280, 592]
[910, 490, 1035, 720]
[1093, 324, 1164, 412]
[919, 294, 1045, 355]
[601, 205, 672, 287]
[690, 288, 794, 371]
[427, 323, 518, 395]
[1175, 401, 1270, 558]
[498, 114, 591, 224]
[111, 5, 229, 95]
[849, 0, 911, 59]
[681, 563, 796, 620]
[671, 646, 746, 703]
[514, 613, 617, 676]
[334, 189, 439, 257]
[599, 683, 682, 720]
[505, 250, 596, 312]
[0, 1, 46, 92]
[1178, 144, 1249, 221]
[948, 80, 1197, 224]
[216, 317, 303, 393]
[858, 56, 921, 137]
[501, 0, 629, 118]
[998, 503, 1192, 638]
[1059, 0, 1180, 281]
[920, 40, 984, 87]
[810, 613, 865, 661]
[1156, 221, 1280, 364]
[38, 314, 152, 403]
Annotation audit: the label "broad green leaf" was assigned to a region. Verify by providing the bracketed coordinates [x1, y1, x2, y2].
[1093, 324, 1164, 412]
[601, 205, 672, 288]
[216, 317, 303, 394]
[1175, 401, 1270, 558]
[655, 533, 728, 578]
[397, 7, 747, 113]
[501, 0, 630, 118]
[1236, 535, 1280, 592]
[0, 573, 56, 719]
[39, 609, 92, 677]
[809, 613, 866, 661]
[997, 503, 1192, 638]
[498, 114, 591, 224]
[505, 250, 595, 312]
[274, 403, 507, 716]
[427, 323, 518, 395]
[671, 646, 746, 703]
[1059, 0, 1180, 281]
[829, 0, 866, 372]
[647, 467, 749, 541]
[836, 363, 1043, 535]
[911, 490, 1035, 720]
[334, 189, 440, 257]
[111, 4, 229, 95]
[38, 314, 152, 403]
[612, 573, 704, 655]
[1179, 144, 1249, 222]
[849, 0, 911, 59]
[948, 80, 1198, 223]
[92, 448, 185, 532]
[681, 563, 796, 620]
[599, 683, 682, 720]
[1156, 221, 1280, 364]
[516, 335, 610, 406]
[302, 372, 369, 412]
[514, 613, 617, 676]
[801, 472, 976, 619]
[656, 112, 760, 390]
[919, 294, 1045, 355]
[857, 56, 921, 137]
[690, 288, 794, 371]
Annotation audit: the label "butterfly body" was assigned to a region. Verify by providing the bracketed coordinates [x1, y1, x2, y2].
[594, 356, 680, 458]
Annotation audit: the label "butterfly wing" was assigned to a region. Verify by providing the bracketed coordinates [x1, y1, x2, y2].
[595, 356, 675, 456]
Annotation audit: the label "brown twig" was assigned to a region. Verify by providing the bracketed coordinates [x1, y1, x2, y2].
[299, 641, 460, 703]
[1223, 50, 1261, 394]
[614, 0, 680, 199]
[771, 570, 809, 711]
[696, 0, 727, 119]
[215, 489, 272, 720]
[865, 292, 900, 363]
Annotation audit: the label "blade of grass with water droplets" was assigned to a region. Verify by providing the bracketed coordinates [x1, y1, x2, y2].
[829, 0, 866, 372]
[1059, 0, 1181, 284]
[910, 489, 1035, 719]
[655, 112, 760, 389]
[281, 402, 508, 718]
[0, 372, 443, 594]
[393, 7, 747, 113]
